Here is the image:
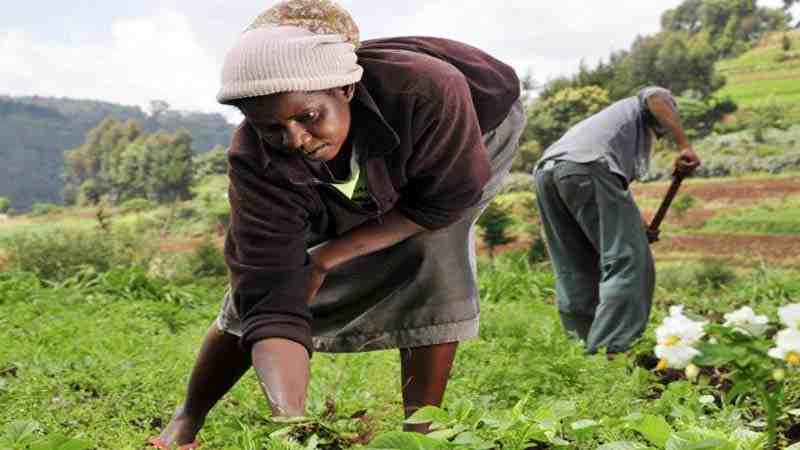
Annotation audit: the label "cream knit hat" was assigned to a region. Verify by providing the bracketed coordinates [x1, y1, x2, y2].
[217, 0, 363, 104]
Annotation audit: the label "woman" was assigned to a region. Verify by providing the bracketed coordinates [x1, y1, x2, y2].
[150, 0, 523, 447]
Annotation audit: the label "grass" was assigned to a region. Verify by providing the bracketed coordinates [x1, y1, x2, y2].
[2, 255, 800, 449]
[716, 31, 800, 108]
[1, 169, 800, 448]
[702, 197, 800, 235]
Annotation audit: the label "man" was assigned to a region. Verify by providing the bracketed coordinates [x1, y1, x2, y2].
[533, 86, 700, 354]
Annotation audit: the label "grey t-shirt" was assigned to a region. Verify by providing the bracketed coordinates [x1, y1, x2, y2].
[538, 86, 676, 183]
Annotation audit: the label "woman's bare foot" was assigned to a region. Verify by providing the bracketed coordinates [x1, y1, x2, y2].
[153, 406, 205, 447]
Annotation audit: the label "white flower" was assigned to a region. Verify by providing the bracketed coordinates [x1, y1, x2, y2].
[723, 306, 769, 337]
[656, 342, 701, 369]
[778, 304, 800, 331]
[654, 306, 707, 369]
[768, 328, 800, 367]
[685, 363, 701, 380]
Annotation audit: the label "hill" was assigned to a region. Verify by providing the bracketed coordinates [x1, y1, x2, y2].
[0, 95, 234, 211]
[716, 30, 800, 109]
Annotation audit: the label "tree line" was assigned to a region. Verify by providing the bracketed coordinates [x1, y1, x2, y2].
[516, 0, 796, 168]
[62, 118, 227, 206]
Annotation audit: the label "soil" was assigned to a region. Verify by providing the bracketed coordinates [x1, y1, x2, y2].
[632, 176, 800, 205]
[654, 233, 800, 263]
[158, 238, 204, 254]
[478, 176, 800, 265]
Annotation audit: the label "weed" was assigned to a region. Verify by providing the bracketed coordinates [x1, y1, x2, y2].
[185, 236, 227, 278]
[672, 193, 696, 219]
[0, 226, 155, 281]
[695, 258, 737, 290]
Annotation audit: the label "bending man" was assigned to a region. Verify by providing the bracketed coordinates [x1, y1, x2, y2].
[534, 86, 700, 354]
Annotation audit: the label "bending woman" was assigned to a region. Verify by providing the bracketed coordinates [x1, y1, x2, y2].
[152, 0, 523, 447]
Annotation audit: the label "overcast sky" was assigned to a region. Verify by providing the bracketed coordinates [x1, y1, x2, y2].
[2, 1, 796, 122]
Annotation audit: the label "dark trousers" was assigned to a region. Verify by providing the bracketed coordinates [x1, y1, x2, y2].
[534, 159, 655, 353]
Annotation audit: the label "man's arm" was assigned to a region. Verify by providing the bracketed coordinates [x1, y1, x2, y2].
[646, 92, 701, 176]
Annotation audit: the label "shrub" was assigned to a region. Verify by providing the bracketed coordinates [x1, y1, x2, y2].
[193, 145, 228, 178]
[206, 204, 231, 235]
[78, 180, 102, 206]
[500, 172, 534, 194]
[29, 203, 60, 216]
[1, 227, 155, 281]
[672, 193, 696, 219]
[658, 258, 736, 292]
[695, 258, 736, 290]
[0, 197, 10, 214]
[675, 96, 737, 138]
[750, 96, 791, 143]
[185, 237, 227, 278]
[119, 198, 156, 213]
[527, 238, 549, 264]
[478, 201, 516, 259]
[782, 34, 792, 52]
[510, 140, 542, 174]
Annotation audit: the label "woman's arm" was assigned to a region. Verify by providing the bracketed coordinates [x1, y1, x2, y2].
[310, 208, 425, 272]
[305, 209, 425, 302]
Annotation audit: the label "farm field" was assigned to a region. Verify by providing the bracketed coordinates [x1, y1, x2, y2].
[2, 172, 800, 449]
[716, 30, 800, 109]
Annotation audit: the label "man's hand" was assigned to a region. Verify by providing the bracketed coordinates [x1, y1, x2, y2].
[642, 217, 660, 244]
[674, 147, 701, 177]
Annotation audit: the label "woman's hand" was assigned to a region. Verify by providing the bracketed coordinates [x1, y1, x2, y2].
[304, 209, 425, 304]
[306, 254, 328, 305]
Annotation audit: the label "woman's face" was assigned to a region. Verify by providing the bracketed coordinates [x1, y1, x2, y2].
[238, 85, 354, 162]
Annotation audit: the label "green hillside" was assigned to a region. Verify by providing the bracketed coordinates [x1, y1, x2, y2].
[716, 30, 800, 108]
[0, 96, 234, 211]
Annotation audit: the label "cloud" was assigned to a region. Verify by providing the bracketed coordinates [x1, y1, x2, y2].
[0, 10, 221, 114]
[351, 0, 677, 83]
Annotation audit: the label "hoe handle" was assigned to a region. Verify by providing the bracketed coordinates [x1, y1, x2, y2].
[648, 172, 685, 233]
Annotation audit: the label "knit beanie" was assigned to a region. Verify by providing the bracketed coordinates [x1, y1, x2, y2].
[217, 0, 363, 104]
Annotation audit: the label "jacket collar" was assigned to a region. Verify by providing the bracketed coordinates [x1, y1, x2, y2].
[351, 83, 400, 158]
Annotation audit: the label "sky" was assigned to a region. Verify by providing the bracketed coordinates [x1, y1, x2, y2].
[1, 1, 796, 122]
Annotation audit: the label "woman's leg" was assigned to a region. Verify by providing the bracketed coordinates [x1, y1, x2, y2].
[156, 323, 252, 446]
[399, 342, 459, 433]
[251, 338, 310, 416]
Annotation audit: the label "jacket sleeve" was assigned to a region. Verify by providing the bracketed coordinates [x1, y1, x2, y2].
[394, 70, 492, 229]
[224, 127, 317, 355]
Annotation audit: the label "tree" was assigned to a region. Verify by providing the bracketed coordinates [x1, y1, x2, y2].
[782, 33, 792, 51]
[524, 86, 611, 149]
[194, 145, 229, 178]
[63, 119, 195, 205]
[146, 129, 194, 202]
[478, 201, 516, 260]
[510, 141, 542, 173]
[0, 197, 10, 214]
[148, 100, 170, 118]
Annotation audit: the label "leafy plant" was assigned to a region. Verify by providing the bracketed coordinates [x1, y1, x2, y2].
[29, 203, 60, 216]
[477, 201, 516, 260]
[671, 193, 696, 219]
[652, 303, 800, 449]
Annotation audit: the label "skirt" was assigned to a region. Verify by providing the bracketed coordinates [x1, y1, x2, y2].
[217, 99, 525, 352]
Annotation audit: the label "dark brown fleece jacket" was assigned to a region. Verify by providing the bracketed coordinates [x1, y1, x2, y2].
[224, 36, 520, 353]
